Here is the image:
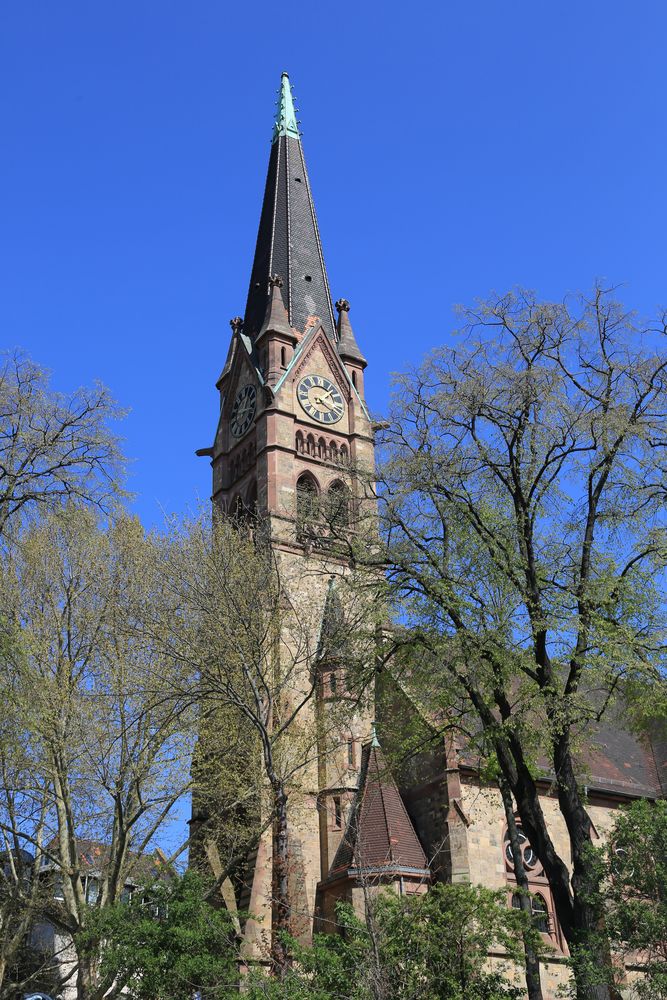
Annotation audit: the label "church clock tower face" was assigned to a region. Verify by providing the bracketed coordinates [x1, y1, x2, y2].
[297, 374, 345, 425]
[230, 384, 257, 437]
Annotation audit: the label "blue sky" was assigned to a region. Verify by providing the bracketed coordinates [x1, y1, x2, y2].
[2, 2, 666, 527]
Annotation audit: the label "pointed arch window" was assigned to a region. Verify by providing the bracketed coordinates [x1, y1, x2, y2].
[503, 821, 562, 948]
[296, 473, 319, 529]
[246, 481, 258, 517]
[230, 495, 245, 523]
[511, 891, 550, 933]
[328, 481, 350, 529]
[296, 431, 305, 454]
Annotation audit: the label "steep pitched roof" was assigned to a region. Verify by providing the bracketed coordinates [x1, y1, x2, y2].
[243, 73, 336, 342]
[386, 654, 665, 801]
[327, 741, 430, 880]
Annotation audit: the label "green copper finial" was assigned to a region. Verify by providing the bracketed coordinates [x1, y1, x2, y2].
[371, 722, 380, 748]
[273, 72, 300, 142]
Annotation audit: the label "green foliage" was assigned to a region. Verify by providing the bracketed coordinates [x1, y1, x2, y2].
[605, 800, 667, 1000]
[80, 870, 238, 1000]
[246, 883, 530, 1000]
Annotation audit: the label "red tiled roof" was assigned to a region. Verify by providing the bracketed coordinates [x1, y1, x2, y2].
[327, 742, 430, 880]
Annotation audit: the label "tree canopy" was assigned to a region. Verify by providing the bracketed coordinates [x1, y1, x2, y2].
[368, 286, 667, 1000]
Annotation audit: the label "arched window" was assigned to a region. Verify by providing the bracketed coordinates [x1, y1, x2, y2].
[511, 892, 550, 933]
[352, 370, 357, 388]
[328, 481, 350, 529]
[281, 346, 287, 368]
[329, 441, 338, 462]
[504, 822, 560, 946]
[306, 434, 316, 457]
[296, 473, 319, 527]
[339, 444, 349, 464]
[246, 481, 258, 517]
[230, 495, 245, 523]
[296, 431, 305, 454]
[318, 437, 327, 459]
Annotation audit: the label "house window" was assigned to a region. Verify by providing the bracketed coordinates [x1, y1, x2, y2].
[85, 876, 99, 904]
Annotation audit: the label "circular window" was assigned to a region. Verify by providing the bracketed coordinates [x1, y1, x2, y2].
[504, 828, 538, 871]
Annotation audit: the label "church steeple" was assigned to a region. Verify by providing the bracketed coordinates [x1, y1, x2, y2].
[243, 73, 336, 343]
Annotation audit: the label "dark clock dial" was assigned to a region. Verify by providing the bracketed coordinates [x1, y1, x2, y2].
[230, 384, 257, 437]
[297, 374, 345, 424]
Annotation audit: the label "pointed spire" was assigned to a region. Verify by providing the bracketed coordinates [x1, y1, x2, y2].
[257, 275, 295, 340]
[273, 72, 300, 142]
[335, 299, 367, 368]
[242, 74, 336, 342]
[326, 742, 430, 879]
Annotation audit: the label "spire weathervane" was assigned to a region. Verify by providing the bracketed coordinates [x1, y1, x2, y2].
[273, 72, 300, 142]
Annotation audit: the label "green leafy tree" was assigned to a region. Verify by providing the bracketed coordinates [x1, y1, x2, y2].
[81, 870, 239, 1000]
[144, 510, 377, 977]
[0, 506, 194, 1000]
[246, 883, 534, 1000]
[353, 286, 667, 1000]
[605, 799, 667, 1000]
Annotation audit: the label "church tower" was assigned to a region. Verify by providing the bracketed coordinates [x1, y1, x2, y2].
[198, 73, 375, 956]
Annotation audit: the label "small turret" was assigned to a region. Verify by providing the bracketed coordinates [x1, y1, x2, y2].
[336, 299, 367, 396]
[255, 275, 297, 386]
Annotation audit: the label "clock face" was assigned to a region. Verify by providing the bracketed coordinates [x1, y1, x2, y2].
[297, 374, 345, 425]
[230, 384, 257, 437]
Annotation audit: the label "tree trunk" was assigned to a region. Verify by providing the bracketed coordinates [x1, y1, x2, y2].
[499, 778, 543, 1000]
[496, 741, 613, 1000]
[554, 740, 613, 1000]
[270, 783, 291, 977]
[76, 950, 100, 1000]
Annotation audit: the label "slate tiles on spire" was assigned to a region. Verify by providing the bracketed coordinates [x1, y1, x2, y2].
[243, 74, 336, 343]
[327, 741, 430, 880]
